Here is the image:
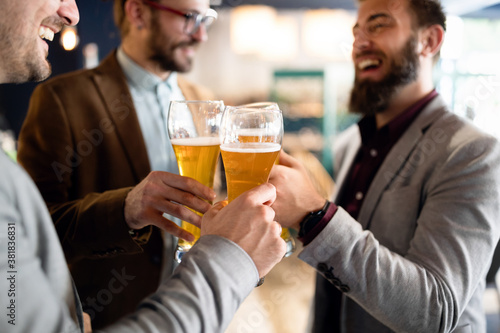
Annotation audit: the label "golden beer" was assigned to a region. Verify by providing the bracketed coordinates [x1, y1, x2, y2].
[221, 142, 292, 241]
[221, 142, 280, 203]
[171, 137, 220, 249]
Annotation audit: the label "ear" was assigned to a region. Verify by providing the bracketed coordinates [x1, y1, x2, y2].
[418, 24, 445, 58]
[124, 0, 149, 30]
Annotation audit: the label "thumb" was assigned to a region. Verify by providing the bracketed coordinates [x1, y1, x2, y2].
[276, 150, 297, 168]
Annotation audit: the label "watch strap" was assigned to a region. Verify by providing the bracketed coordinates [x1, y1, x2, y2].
[298, 200, 331, 238]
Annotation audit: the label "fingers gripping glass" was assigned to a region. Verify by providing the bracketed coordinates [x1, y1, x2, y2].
[168, 100, 224, 262]
[141, 0, 218, 35]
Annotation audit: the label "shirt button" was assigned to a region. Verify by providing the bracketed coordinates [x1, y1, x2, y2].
[370, 149, 378, 157]
[355, 192, 364, 200]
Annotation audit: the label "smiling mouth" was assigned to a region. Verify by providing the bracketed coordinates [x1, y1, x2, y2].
[358, 59, 382, 71]
[39, 26, 55, 42]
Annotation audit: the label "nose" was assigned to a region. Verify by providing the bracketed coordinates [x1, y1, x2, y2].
[352, 28, 371, 52]
[190, 24, 208, 43]
[58, 0, 80, 26]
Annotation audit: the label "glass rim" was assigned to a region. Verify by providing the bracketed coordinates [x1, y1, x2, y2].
[224, 106, 282, 114]
[169, 100, 224, 104]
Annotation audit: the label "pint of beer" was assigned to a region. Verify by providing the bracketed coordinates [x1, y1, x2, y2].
[220, 105, 295, 256]
[221, 142, 280, 203]
[168, 100, 224, 262]
[172, 137, 221, 246]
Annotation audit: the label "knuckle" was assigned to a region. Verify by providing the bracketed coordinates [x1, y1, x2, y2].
[149, 170, 161, 178]
[180, 192, 196, 206]
[169, 203, 184, 217]
[255, 205, 269, 218]
[184, 176, 197, 187]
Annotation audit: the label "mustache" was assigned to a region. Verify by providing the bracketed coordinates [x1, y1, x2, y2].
[40, 16, 65, 33]
[354, 50, 387, 60]
[175, 40, 199, 48]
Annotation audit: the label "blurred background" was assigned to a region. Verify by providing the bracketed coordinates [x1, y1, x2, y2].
[1, 0, 499, 175]
[1, 0, 499, 332]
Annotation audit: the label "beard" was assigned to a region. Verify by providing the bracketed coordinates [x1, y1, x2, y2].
[0, 27, 51, 83]
[147, 12, 196, 73]
[0, 12, 62, 84]
[348, 34, 420, 116]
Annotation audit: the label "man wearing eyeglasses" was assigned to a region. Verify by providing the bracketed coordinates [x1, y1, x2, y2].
[17, 0, 220, 329]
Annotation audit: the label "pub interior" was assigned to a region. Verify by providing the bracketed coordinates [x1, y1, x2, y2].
[1, 0, 499, 332]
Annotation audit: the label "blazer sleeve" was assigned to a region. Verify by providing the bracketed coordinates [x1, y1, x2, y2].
[101, 236, 258, 333]
[0, 154, 83, 333]
[300, 130, 500, 332]
[17, 83, 146, 264]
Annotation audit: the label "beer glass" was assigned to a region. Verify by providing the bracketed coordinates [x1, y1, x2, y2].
[167, 100, 224, 262]
[220, 105, 296, 257]
[237, 101, 280, 110]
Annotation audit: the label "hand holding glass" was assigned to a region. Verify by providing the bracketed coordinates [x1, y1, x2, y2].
[168, 100, 224, 262]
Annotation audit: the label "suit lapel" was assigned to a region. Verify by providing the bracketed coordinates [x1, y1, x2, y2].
[91, 51, 151, 181]
[357, 96, 449, 229]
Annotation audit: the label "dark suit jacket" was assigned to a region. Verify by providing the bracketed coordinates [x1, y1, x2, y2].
[17, 51, 214, 328]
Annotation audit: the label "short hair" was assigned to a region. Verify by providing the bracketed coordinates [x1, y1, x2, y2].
[405, 0, 447, 63]
[357, 0, 446, 32]
[407, 0, 446, 32]
[114, 0, 160, 36]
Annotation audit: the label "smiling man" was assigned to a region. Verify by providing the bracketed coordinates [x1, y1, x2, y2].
[17, 0, 219, 328]
[0, 0, 77, 83]
[269, 0, 500, 332]
[0, 2, 285, 331]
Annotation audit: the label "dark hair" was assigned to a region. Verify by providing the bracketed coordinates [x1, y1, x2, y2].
[114, 0, 160, 36]
[408, 0, 446, 32]
[357, 0, 446, 32]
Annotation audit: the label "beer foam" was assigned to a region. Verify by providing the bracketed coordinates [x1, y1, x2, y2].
[171, 137, 220, 146]
[221, 143, 281, 153]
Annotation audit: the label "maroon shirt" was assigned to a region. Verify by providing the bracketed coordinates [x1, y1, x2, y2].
[300, 90, 438, 245]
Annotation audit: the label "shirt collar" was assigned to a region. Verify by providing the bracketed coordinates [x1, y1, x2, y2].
[358, 89, 438, 146]
[116, 47, 178, 92]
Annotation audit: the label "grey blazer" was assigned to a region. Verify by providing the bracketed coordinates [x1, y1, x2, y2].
[0, 151, 257, 333]
[300, 95, 500, 332]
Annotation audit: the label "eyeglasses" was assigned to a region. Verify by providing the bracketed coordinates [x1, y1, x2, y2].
[141, 0, 218, 36]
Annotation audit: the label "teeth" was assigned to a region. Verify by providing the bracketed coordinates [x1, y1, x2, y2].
[358, 59, 381, 70]
[39, 26, 54, 41]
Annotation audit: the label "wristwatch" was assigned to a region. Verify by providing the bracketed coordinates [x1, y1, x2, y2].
[298, 200, 331, 238]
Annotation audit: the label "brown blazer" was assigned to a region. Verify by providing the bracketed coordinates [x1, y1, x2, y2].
[17, 51, 214, 329]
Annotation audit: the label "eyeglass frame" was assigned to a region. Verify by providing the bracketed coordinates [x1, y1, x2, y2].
[140, 0, 218, 36]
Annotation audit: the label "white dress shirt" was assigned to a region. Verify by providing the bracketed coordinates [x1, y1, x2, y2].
[116, 47, 185, 173]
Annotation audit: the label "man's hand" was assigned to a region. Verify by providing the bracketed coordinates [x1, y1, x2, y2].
[201, 183, 286, 278]
[269, 150, 326, 230]
[124, 171, 216, 241]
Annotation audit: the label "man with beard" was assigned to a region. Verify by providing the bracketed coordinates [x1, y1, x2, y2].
[17, 0, 221, 328]
[1, 2, 285, 332]
[269, 0, 500, 332]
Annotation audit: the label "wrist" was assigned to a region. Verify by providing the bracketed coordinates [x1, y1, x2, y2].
[298, 200, 330, 238]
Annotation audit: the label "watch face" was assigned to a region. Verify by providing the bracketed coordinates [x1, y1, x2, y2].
[299, 201, 330, 237]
